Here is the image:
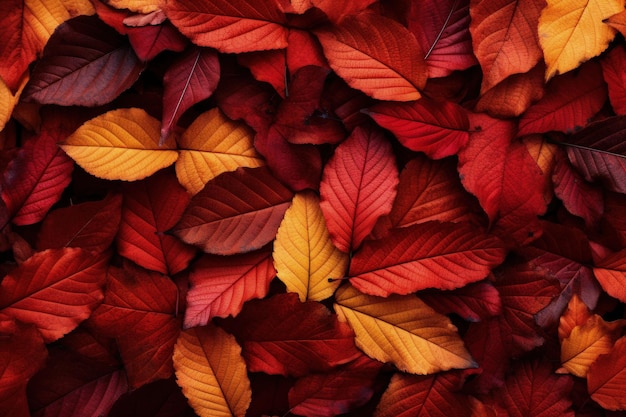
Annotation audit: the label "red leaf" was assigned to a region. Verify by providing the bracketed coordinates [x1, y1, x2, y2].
[349, 221, 506, 297]
[601, 45, 626, 115]
[311, 0, 377, 24]
[319, 125, 398, 252]
[286, 29, 328, 74]
[108, 377, 196, 417]
[517, 62, 607, 136]
[593, 247, 626, 303]
[164, 0, 288, 53]
[184, 247, 276, 326]
[22, 15, 144, 106]
[288, 354, 383, 417]
[458, 113, 548, 246]
[247, 373, 293, 417]
[367, 97, 470, 159]
[1, 127, 74, 227]
[88, 262, 181, 389]
[0, 248, 109, 342]
[408, 0, 477, 78]
[421, 281, 502, 322]
[161, 47, 220, 143]
[37, 193, 123, 253]
[238, 49, 287, 97]
[117, 169, 196, 275]
[491, 359, 574, 417]
[127, 21, 188, 62]
[464, 319, 511, 393]
[559, 116, 626, 194]
[221, 292, 360, 377]
[172, 166, 294, 254]
[587, 336, 626, 411]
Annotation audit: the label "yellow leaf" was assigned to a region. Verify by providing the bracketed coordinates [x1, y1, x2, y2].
[274, 191, 348, 301]
[27, 0, 95, 49]
[334, 284, 476, 374]
[559, 315, 624, 377]
[539, 0, 622, 79]
[0, 74, 28, 132]
[176, 108, 265, 195]
[104, 0, 160, 13]
[173, 324, 251, 417]
[60, 108, 178, 181]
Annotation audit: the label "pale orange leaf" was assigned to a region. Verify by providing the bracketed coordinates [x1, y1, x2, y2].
[105, 0, 160, 13]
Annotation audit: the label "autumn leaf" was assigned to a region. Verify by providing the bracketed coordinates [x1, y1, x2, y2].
[334, 284, 477, 375]
[558, 294, 593, 341]
[593, 247, 626, 303]
[420, 281, 502, 323]
[127, 19, 188, 62]
[601, 45, 626, 116]
[108, 378, 195, 417]
[59, 108, 178, 181]
[106, 0, 160, 13]
[587, 336, 626, 411]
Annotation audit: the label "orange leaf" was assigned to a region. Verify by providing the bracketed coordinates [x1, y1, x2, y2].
[315, 13, 427, 102]
[558, 293, 593, 341]
[105, 0, 159, 13]
[594, 248, 626, 303]
[587, 336, 626, 410]
[605, 9, 626, 38]
[173, 324, 251, 417]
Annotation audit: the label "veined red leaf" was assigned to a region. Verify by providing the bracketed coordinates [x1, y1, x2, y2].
[88, 262, 181, 389]
[559, 116, 626, 194]
[172, 166, 294, 254]
[1, 123, 74, 227]
[22, 15, 143, 106]
[221, 293, 360, 377]
[37, 193, 123, 253]
[349, 221, 506, 297]
[117, 169, 196, 275]
[593, 247, 626, 303]
[319, 125, 398, 252]
[237, 50, 287, 97]
[164, 0, 288, 53]
[469, 0, 545, 92]
[518, 61, 607, 136]
[421, 281, 502, 322]
[367, 97, 469, 159]
[161, 47, 220, 143]
[127, 21, 188, 62]
[601, 45, 626, 115]
[374, 372, 472, 417]
[0, 248, 108, 342]
[315, 13, 427, 102]
[288, 354, 382, 417]
[108, 377, 195, 417]
[587, 336, 626, 411]
[408, 0, 477, 78]
[58, 325, 119, 367]
[184, 247, 275, 327]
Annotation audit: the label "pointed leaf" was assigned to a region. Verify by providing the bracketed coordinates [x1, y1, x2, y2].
[0, 248, 108, 342]
[310, 0, 377, 24]
[349, 221, 506, 297]
[539, 0, 622, 79]
[161, 47, 220, 142]
[0, 76, 25, 131]
[559, 293, 593, 341]
[117, 169, 196, 275]
[587, 336, 626, 411]
[184, 247, 276, 326]
[172, 166, 294, 255]
[274, 191, 348, 301]
[175, 108, 264, 195]
[367, 97, 469, 158]
[334, 284, 476, 374]
[173, 324, 252, 417]
[319, 126, 398, 252]
[421, 281, 502, 322]
[222, 293, 360, 377]
[59, 108, 178, 181]
[593, 248, 626, 303]
[22, 15, 143, 106]
[238, 50, 287, 98]
[127, 21, 188, 62]
[164, 0, 288, 53]
[315, 13, 427, 102]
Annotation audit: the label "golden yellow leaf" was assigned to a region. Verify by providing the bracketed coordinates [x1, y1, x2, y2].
[559, 315, 624, 377]
[60, 108, 178, 181]
[0, 74, 28, 132]
[539, 0, 622, 79]
[173, 324, 251, 417]
[334, 284, 476, 374]
[104, 0, 160, 13]
[27, 0, 95, 49]
[176, 108, 265, 195]
[274, 191, 348, 301]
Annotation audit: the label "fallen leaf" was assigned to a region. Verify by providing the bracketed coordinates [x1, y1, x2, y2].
[587, 336, 626, 411]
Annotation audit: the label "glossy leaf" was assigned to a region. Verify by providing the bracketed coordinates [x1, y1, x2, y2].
[117, 169, 196, 275]
[23, 15, 144, 106]
[184, 247, 276, 327]
[319, 126, 398, 252]
[335, 285, 476, 374]
[0, 248, 108, 342]
[349, 221, 506, 297]
[59, 108, 178, 181]
[367, 97, 469, 159]
[315, 13, 427, 102]
[161, 47, 220, 143]
[164, 0, 288, 53]
[274, 191, 348, 301]
[587, 336, 626, 411]
[539, 0, 622, 79]
[175, 107, 264, 195]
[172, 166, 294, 255]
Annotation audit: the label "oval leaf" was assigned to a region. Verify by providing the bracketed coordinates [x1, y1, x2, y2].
[59, 108, 178, 181]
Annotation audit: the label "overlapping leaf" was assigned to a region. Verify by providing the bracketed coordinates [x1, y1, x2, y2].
[59, 108, 178, 181]
[558, 294, 593, 341]
[349, 221, 506, 297]
[587, 336, 626, 411]
[172, 166, 294, 255]
[127, 20, 188, 62]
[175, 107, 264, 195]
[601, 45, 626, 115]
[108, 378, 195, 417]
[319, 126, 398, 252]
[420, 281, 502, 323]
[593, 248, 626, 303]
[334, 284, 476, 374]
